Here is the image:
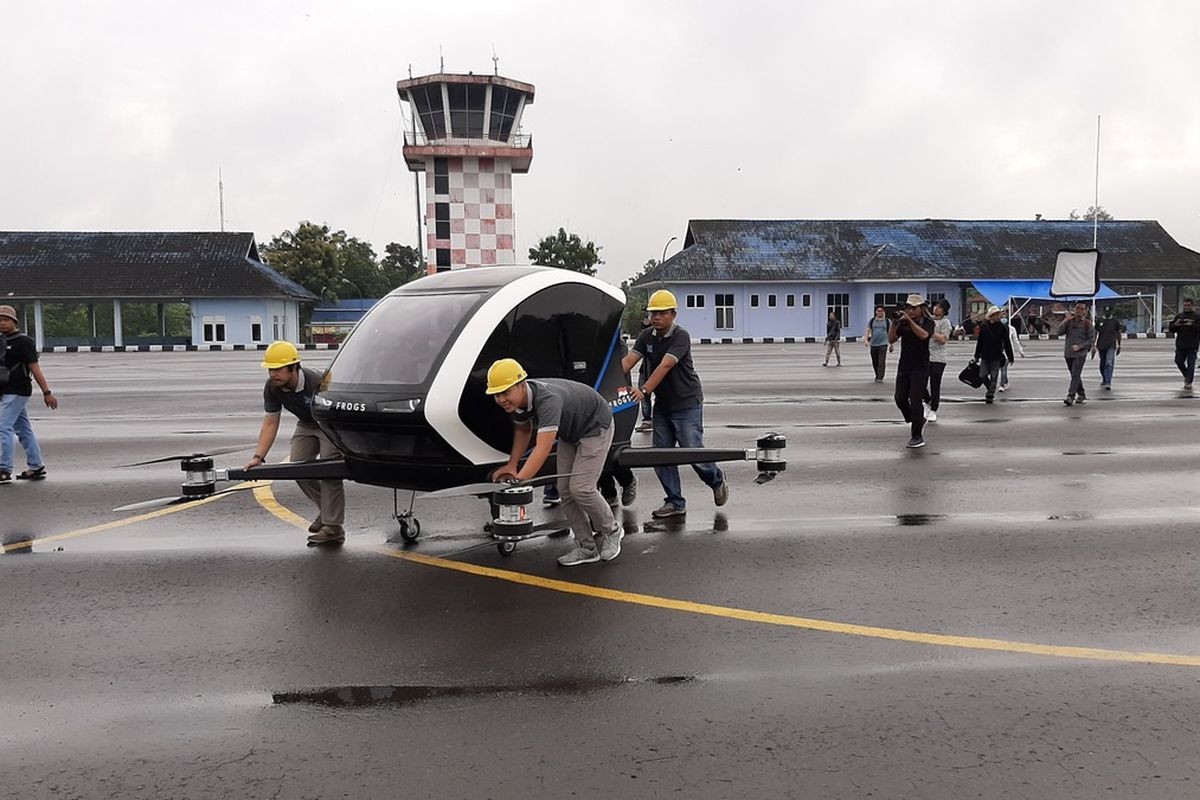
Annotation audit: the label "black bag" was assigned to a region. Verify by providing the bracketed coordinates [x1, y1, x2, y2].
[958, 360, 983, 389]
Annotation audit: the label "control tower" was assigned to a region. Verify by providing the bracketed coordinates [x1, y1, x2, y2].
[397, 71, 534, 272]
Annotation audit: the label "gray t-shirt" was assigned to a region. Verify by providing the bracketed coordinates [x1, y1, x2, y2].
[633, 325, 704, 413]
[1061, 317, 1096, 358]
[928, 317, 952, 364]
[868, 317, 890, 346]
[263, 366, 323, 423]
[511, 378, 611, 444]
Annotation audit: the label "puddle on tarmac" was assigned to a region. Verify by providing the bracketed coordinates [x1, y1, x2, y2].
[895, 514, 947, 526]
[273, 675, 696, 707]
[171, 430, 217, 435]
[1047, 512, 1093, 521]
[1062, 450, 1116, 456]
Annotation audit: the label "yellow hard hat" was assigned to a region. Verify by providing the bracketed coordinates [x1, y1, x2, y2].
[646, 289, 678, 312]
[486, 358, 528, 395]
[261, 340, 301, 369]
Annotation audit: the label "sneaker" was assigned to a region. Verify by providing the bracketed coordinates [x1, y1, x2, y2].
[712, 481, 729, 507]
[1075, 395, 1086, 405]
[306, 525, 345, 546]
[598, 528, 624, 562]
[308, 517, 324, 534]
[1064, 395, 1075, 406]
[542, 486, 561, 508]
[874, 377, 883, 383]
[906, 436, 926, 449]
[651, 502, 686, 518]
[16, 466, 46, 481]
[999, 384, 1008, 392]
[557, 542, 600, 566]
[926, 409, 938, 422]
[985, 396, 994, 404]
[1103, 383, 1112, 390]
[0, 470, 11, 485]
[635, 421, 653, 433]
[620, 475, 638, 507]
[1186, 384, 1194, 391]
[822, 362, 828, 367]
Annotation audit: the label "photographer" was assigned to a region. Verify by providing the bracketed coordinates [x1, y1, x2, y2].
[888, 294, 935, 448]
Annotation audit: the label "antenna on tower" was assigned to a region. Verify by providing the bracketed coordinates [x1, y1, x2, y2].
[408, 63, 412, 79]
[492, 44, 499, 75]
[218, 168, 225, 232]
[439, 45, 444, 73]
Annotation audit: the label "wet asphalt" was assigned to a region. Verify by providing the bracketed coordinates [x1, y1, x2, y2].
[4, 340, 1200, 799]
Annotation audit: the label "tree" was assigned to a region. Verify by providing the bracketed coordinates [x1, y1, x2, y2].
[619, 259, 657, 336]
[1068, 205, 1114, 222]
[380, 243, 424, 288]
[528, 228, 603, 276]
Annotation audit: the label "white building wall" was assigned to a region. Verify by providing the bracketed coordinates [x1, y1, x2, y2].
[190, 299, 301, 346]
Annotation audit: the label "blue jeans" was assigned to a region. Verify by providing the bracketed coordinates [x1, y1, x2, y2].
[1176, 348, 1197, 385]
[0, 394, 44, 473]
[1097, 347, 1117, 385]
[652, 404, 724, 510]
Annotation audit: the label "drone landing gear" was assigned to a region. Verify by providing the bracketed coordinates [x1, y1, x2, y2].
[392, 489, 421, 544]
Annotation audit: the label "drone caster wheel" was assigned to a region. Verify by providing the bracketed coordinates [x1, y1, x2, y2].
[497, 541, 517, 557]
[398, 518, 421, 543]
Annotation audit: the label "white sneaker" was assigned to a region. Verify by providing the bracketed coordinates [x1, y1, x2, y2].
[598, 528, 624, 562]
[926, 409, 938, 422]
[557, 542, 600, 566]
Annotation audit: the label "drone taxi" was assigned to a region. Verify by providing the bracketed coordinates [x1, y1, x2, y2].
[121, 266, 786, 555]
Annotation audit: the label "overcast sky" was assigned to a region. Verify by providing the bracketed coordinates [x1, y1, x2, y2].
[4, 1, 1198, 287]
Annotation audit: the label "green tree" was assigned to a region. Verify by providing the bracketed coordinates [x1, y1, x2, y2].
[528, 228, 603, 276]
[620, 259, 656, 336]
[259, 222, 345, 301]
[380, 242, 425, 289]
[1068, 205, 1114, 222]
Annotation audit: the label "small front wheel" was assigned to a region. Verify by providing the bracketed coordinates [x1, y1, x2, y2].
[399, 518, 421, 543]
[497, 541, 516, 556]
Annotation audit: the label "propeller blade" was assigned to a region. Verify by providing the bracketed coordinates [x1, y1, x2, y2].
[422, 472, 585, 499]
[118, 444, 252, 468]
[112, 482, 261, 513]
[113, 496, 192, 513]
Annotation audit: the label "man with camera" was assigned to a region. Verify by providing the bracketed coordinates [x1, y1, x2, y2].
[888, 294, 935, 448]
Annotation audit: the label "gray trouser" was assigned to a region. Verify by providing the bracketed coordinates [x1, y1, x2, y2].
[824, 340, 841, 363]
[555, 424, 616, 547]
[289, 420, 345, 526]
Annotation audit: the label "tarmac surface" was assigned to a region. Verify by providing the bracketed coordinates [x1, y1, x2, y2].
[4, 339, 1200, 799]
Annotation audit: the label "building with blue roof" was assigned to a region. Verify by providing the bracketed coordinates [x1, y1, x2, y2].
[634, 220, 1200, 341]
[0, 231, 317, 349]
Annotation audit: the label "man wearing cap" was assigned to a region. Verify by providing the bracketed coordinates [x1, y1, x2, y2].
[487, 358, 621, 566]
[245, 341, 346, 545]
[622, 289, 728, 518]
[888, 294, 935, 448]
[973, 306, 1015, 404]
[0, 306, 57, 484]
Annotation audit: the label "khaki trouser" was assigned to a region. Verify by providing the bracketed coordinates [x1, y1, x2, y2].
[289, 420, 345, 526]
[824, 340, 841, 364]
[555, 424, 617, 547]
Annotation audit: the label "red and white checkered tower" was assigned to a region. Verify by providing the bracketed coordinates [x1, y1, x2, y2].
[397, 70, 534, 272]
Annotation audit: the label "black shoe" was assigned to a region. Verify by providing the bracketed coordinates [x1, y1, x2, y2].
[985, 396, 994, 404]
[906, 436, 926, 449]
[1064, 396, 1074, 406]
[16, 466, 46, 481]
[0, 470, 11, 485]
[1076, 395, 1086, 405]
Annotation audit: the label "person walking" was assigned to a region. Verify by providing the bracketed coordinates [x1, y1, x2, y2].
[0, 305, 58, 484]
[889, 294, 935, 448]
[922, 299, 952, 422]
[1095, 307, 1123, 390]
[622, 290, 729, 518]
[998, 314, 1026, 392]
[823, 311, 842, 366]
[1059, 301, 1097, 406]
[973, 306, 1015, 404]
[487, 358, 622, 566]
[1169, 297, 1200, 391]
[864, 306, 892, 382]
[245, 341, 346, 546]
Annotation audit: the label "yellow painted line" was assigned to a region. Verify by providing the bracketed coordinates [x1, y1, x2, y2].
[1, 482, 260, 553]
[253, 484, 1200, 667]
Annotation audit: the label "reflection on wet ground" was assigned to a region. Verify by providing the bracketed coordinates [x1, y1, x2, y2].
[895, 514, 947, 526]
[2, 533, 35, 554]
[273, 675, 696, 707]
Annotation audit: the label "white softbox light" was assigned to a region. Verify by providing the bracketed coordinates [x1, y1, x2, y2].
[1050, 249, 1101, 297]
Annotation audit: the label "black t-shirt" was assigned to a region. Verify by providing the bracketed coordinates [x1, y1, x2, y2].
[896, 316, 936, 374]
[1096, 317, 1124, 349]
[263, 366, 323, 423]
[633, 325, 703, 413]
[1, 332, 38, 397]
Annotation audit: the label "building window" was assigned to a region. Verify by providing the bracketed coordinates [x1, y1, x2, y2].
[250, 316, 263, 343]
[715, 293, 734, 331]
[685, 294, 705, 309]
[927, 292, 946, 307]
[873, 292, 907, 310]
[768, 294, 777, 308]
[202, 316, 226, 344]
[802, 294, 812, 308]
[786, 294, 795, 308]
[488, 86, 522, 141]
[970, 301, 987, 317]
[272, 315, 280, 340]
[750, 294, 760, 308]
[434, 200, 450, 240]
[433, 157, 449, 195]
[827, 293, 850, 326]
[436, 248, 451, 269]
[411, 85, 447, 140]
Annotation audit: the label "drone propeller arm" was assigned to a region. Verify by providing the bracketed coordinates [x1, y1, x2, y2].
[226, 459, 352, 482]
[615, 447, 755, 468]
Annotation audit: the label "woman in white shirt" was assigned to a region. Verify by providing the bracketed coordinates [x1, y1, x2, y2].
[924, 300, 953, 422]
[999, 316, 1026, 391]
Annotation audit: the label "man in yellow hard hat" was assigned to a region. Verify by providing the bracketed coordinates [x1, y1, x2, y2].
[486, 358, 621, 566]
[621, 289, 728, 518]
[246, 341, 346, 546]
